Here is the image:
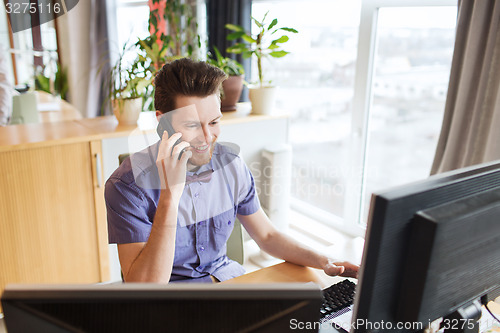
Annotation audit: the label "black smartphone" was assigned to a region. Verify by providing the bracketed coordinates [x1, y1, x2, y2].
[157, 115, 184, 159]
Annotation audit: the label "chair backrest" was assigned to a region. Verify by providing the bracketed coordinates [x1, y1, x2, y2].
[226, 218, 245, 264]
[118, 153, 130, 166]
[10, 92, 39, 125]
[118, 153, 245, 265]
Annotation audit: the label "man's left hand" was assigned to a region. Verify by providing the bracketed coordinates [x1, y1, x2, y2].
[323, 260, 359, 278]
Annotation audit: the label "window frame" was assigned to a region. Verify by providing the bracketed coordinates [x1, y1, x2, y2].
[344, 0, 458, 236]
[255, 0, 457, 238]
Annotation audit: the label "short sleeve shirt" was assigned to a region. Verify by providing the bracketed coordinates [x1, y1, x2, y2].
[105, 142, 260, 282]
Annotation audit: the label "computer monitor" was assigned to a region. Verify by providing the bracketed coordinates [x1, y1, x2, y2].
[352, 160, 500, 333]
[1, 283, 322, 332]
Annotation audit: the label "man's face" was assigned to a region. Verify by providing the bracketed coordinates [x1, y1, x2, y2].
[160, 94, 222, 171]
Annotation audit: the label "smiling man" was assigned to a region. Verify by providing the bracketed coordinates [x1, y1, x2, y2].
[105, 58, 359, 283]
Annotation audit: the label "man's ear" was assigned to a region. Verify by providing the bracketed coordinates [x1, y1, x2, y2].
[155, 111, 162, 121]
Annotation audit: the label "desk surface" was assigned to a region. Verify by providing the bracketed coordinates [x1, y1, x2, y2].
[225, 262, 500, 330]
[223, 262, 348, 289]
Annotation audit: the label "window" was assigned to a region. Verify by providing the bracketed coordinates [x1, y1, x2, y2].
[360, 5, 457, 223]
[111, 0, 207, 64]
[115, 2, 150, 52]
[111, 0, 458, 236]
[252, 0, 457, 236]
[252, 0, 361, 225]
[0, 7, 59, 87]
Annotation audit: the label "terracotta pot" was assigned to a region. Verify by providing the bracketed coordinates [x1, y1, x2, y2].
[112, 97, 142, 125]
[248, 85, 277, 115]
[221, 75, 244, 112]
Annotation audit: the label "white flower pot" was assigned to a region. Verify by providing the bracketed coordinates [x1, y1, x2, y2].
[248, 85, 277, 115]
[112, 97, 142, 125]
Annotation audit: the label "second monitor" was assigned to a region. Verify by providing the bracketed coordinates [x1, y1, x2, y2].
[351, 160, 500, 333]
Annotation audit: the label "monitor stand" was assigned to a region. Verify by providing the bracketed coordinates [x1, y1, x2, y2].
[442, 299, 482, 333]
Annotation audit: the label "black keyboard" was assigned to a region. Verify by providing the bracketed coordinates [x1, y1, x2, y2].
[320, 279, 356, 319]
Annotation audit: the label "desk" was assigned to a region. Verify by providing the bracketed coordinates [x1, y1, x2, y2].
[37, 93, 82, 123]
[223, 262, 346, 289]
[224, 262, 500, 332]
[38, 105, 82, 123]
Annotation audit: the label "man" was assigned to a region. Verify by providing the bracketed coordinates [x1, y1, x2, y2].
[105, 58, 358, 283]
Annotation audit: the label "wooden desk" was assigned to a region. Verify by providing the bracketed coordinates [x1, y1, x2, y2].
[223, 262, 347, 289]
[37, 91, 82, 123]
[224, 262, 500, 332]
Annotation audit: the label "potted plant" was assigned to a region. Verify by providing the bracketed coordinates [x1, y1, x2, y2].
[136, 0, 201, 111]
[35, 59, 69, 101]
[225, 12, 297, 115]
[107, 45, 151, 125]
[208, 46, 245, 112]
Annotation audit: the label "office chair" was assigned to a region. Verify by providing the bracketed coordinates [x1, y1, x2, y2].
[118, 153, 245, 265]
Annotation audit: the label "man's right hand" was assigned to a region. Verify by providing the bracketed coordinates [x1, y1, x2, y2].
[156, 131, 192, 201]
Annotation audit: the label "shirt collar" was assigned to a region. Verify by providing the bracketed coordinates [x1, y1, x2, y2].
[134, 141, 219, 176]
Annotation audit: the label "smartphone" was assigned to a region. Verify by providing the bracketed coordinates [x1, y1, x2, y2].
[156, 115, 185, 160]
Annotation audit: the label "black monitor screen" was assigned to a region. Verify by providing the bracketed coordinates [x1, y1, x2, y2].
[398, 186, 500, 323]
[352, 160, 500, 333]
[1, 283, 322, 333]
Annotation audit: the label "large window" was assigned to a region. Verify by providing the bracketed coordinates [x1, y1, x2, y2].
[112, 0, 458, 236]
[360, 6, 457, 223]
[252, 0, 361, 222]
[0, 7, 59, 87]
[252, 0, 457, 235]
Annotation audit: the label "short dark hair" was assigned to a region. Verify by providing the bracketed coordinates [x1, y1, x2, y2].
[154, 58, 227, 114]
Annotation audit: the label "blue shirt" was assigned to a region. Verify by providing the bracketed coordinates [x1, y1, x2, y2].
[105, 142, 260, 282]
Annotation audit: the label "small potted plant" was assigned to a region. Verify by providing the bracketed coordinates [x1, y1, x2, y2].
[107, 45, 151, 125]
[225, 12, 297, 115]
[208, 46, 245, 112]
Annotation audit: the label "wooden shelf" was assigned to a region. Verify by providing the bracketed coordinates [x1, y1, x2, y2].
[1, 110, 288, 153]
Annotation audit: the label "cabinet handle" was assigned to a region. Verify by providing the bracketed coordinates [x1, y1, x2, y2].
[95, 153, 102, 188]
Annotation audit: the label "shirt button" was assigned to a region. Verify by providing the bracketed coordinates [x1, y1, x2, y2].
[194, 193, 199, 198]
[228, 221, 232, 225]
[199, 246, 205, 251]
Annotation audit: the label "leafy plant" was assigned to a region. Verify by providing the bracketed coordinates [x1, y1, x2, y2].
[35, 61, 69, 100]
[225, 12, 298, 87]
[134, 0, 201, 110]
[106, 44, 151, 107]
[149, 0, 200, 58]
[207, 46, 244, 76]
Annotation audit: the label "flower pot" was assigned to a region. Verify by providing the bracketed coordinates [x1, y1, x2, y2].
[248, 85, 277, 115]
[221, 75, 244, 112]
[112, 97, 142, 125]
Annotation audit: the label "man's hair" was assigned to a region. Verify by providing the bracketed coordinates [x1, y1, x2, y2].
[154, 58, 227, 114]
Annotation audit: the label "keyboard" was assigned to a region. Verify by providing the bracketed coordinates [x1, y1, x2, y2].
[320, 279, 356, 320]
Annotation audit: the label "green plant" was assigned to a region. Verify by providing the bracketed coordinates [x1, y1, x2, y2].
[207, 46, 244, 76]
[134, 0, 202, 110]
[149, 0, 200, 59]
[106, 44, 151, 108]
[35, 60, 69, 100]
[225, 12, 297, 87]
